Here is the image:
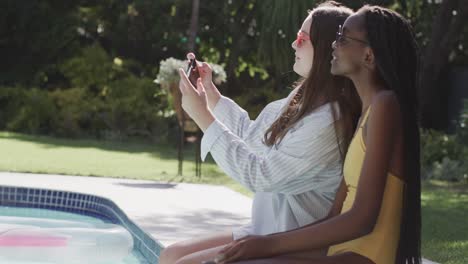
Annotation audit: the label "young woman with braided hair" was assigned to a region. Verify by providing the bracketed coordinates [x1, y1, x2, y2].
[212, 5, 421, 264]
[160, 2, 361, 264]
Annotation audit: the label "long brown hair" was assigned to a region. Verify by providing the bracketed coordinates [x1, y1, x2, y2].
[264, 1, 361, 159]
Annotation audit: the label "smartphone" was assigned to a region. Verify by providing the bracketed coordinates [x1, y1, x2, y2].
[186, 58, 200, 86]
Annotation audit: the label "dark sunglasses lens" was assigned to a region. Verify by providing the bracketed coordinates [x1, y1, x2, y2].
[336, 32, 342, 43]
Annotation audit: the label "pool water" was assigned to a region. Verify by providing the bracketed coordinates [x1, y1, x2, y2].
[0, 206, 151, 264]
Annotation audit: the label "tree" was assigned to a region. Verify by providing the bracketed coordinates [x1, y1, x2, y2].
[179, 0, 201, 177]
[187, 0, 200, 52]
[0, 0, 81, 86]
[419, 0, 468, 129]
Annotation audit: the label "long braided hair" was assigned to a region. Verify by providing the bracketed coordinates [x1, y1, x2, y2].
[358, 5, 421, 264]
[264, 1, 361, 161]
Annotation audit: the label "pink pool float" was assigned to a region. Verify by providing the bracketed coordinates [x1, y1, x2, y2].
[0, 216, 134, 263]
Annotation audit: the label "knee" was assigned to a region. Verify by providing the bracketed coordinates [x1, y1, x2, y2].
[173, 258, 191, 264]
[159, 244, 185, 264]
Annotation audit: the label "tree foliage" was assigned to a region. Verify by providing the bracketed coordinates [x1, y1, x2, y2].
[0, 0, 466, 138]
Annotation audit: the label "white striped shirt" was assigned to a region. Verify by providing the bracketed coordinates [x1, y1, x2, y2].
[201, 90, 344, 239]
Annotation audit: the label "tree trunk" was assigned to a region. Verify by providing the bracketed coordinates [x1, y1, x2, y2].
[420, 0, 468, 129]
[188, 0, 202, 177]
[187, 0, 200, 52]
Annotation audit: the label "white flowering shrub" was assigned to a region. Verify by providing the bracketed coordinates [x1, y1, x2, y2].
[155, 57, 227, 88]
[211, 63, 227, 85]
[154, 58, 187, 88]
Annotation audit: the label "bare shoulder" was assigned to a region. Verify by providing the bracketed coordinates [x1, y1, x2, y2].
[372, 90, 399, 110]
[369, 90, 401, 124]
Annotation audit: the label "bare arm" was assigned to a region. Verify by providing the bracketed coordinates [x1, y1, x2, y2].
[265, 92, 401, 254]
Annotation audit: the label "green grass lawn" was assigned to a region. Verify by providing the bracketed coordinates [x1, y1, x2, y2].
[421, 180, 468, 264]
[0, 131, 251, 196]
[0, 131, 466, 263]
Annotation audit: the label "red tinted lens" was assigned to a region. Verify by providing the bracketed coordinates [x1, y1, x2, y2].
[296, 32, 309, 47]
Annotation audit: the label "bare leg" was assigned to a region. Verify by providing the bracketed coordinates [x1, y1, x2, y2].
[282, 248, 327, 259]
[159, 231, 233, 264]
[230, 257, 312, 264]
[174, 245, 227, 264]
[229, 249, 326, 264]
[231, 252, 375, 264]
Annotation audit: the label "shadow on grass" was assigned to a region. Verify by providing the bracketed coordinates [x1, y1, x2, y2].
[0, 131, 217, 164]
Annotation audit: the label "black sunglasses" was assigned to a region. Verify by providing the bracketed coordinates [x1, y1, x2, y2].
[336, 25, 369, 45]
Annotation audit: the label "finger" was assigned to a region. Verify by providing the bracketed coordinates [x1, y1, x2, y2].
[196, 78, 205, 94]
[201, 62, 211, 69]
[178, 68, 196, 94]
[199, 62, 210, 74]
[196, 61, 203, 74]
[187, 52, 196, 60]
[178, 68, 189, 94]
[218, 240, 236, 255]
[222, 248, 244, 263]
[218, 243, 240, 263]
[213, 253, 226, 263]
[178, 80, 185, 95]
[179, 68, 195, 89]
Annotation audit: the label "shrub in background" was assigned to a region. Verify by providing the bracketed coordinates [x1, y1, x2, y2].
[0, 44, 174, 143]
[421, 100, 468, 183]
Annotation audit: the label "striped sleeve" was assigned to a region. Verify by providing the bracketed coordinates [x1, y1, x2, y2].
[201, 105, 342, 195]
[211, 96, 253, 138]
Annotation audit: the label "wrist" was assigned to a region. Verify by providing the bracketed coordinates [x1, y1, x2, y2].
[267, 235, 283, 256]
[194, 109, 215, 132]
[208, 97, 221, 110]
[206, 82, 221, 109]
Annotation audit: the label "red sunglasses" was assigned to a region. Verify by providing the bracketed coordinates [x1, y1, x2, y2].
[296, 31, 310, 47]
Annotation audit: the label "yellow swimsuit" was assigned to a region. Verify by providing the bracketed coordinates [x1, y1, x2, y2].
[328, 108, 404, 264]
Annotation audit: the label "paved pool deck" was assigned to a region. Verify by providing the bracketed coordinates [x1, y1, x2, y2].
[0, 171, 251, 247]
[0, 171, 437, 263]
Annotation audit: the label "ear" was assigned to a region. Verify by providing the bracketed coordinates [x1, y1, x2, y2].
[363, 47, 376, 70]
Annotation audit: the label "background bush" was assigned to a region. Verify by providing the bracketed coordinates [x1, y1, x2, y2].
[421, 100, 468, 183]
[0, 44, 174, 142]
